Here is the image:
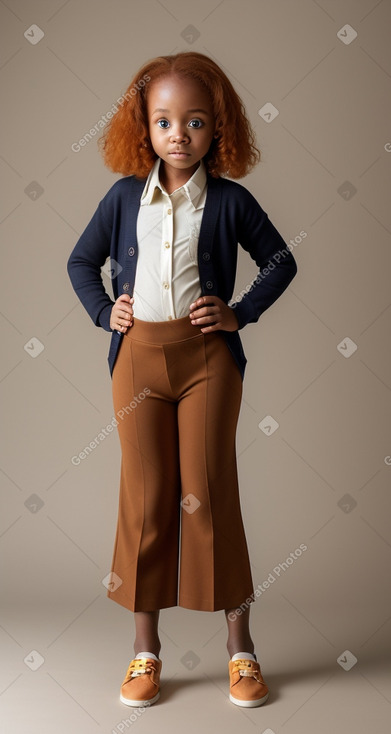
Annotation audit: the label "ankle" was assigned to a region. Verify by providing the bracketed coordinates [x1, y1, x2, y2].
[134, 639, 161, 659]
[227, 641, 254, 659]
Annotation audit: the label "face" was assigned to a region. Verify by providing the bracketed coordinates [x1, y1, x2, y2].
[146, 74, 216, 181]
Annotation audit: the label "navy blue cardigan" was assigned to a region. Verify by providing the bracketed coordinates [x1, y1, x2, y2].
[67, 171, 297, 380]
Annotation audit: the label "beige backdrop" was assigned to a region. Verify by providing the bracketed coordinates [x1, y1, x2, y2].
[1, 1, 390, 733]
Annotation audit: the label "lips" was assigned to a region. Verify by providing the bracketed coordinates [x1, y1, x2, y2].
[169, 151, 190, 155]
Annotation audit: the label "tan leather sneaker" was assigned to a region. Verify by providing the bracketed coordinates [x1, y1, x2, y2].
[228, 658, 269, 707]
[120, 657, 162, 707]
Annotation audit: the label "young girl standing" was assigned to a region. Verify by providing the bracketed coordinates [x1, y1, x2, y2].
[67, 51, 297, 709]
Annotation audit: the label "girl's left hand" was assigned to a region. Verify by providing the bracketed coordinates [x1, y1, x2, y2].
[188, 295, 239, 332]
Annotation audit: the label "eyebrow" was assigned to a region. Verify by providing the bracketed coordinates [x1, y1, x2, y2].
[151, 108, 210, 115]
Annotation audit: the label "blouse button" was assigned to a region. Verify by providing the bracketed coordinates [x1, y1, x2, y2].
[128, 247, 135, 256]
[163, 282, 169, 289]
[206, 280, 213, 289]
[202, 252, 210, 261]
[167, 208, 172, 215]
[122, 282, 130, 291]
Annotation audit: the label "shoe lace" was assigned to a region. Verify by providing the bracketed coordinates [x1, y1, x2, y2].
[233, 659, 262, 681]
[125, 658, 156, 683]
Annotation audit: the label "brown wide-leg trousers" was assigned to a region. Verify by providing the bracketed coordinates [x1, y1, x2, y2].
[107, 315, 254, 612]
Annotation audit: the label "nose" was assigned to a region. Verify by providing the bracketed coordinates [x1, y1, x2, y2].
[170, 126, 189, 143]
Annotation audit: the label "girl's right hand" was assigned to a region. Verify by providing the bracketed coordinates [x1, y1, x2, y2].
[110, 294, 134, 332]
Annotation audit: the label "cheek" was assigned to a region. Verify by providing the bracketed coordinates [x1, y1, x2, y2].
[200, 131, 214, 149]
[149, 127, 161, 144]
[150, 126, 165, 140]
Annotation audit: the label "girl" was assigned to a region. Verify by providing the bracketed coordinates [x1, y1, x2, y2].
[67, 51, 297, 709]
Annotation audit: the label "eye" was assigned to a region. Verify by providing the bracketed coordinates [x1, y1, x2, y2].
[188, 119, 203, 128]
[157, 119, 170, 129]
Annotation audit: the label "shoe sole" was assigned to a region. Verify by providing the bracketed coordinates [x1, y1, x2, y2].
[120, 691, 160, 707]
[229, 691, 269, 708]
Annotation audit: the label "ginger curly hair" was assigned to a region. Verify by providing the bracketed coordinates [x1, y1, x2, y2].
[98, 51, 260, 179]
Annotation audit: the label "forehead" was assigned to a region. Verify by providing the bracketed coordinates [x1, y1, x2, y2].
[147, 74, 212, 109]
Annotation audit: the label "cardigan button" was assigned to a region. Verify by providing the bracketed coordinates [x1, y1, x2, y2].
[128, 247, 135, 256]
[202, 252, 210, 261]
[206, 280, 213, 289]
[122, 282, 130, 291]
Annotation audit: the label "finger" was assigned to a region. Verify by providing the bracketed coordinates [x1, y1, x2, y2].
[190, 305, 217, 319]
[199, 319, 222, 332]
[116, 304, 133, 318]
[117, 317, 132, 330]
[116, 296, 133, 310]
[118, 294, 133, 303]
[189, 297, 204, 312]
[191, 318, 220, 331]
[189, 296, 216, 313]
[190, 307, 220, 323]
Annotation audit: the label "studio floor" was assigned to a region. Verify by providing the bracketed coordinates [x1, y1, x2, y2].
[1, 595, 390, 734]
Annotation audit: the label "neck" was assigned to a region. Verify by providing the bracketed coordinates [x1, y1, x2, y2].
[159, 161, 200, 194]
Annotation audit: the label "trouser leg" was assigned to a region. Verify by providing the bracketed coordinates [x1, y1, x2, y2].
[175, 331, 254, 611]
[107, 334, 181, 612]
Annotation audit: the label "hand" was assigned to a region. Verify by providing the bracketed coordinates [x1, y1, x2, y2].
[110, 294, 134, 332]
[188, 295, 239, 332]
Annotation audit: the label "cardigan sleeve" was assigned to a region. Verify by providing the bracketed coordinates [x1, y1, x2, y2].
[232, 187, 298, 330]
[66, 191, 116, 333]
